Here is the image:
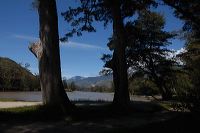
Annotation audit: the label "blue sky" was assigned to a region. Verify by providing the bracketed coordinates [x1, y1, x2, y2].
[0, 0, 185, 78]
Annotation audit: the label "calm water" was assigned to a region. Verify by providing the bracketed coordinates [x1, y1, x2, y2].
[0, 91, 114, 102]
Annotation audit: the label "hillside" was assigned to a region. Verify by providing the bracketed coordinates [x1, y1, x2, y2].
[0, 57, 40, 91]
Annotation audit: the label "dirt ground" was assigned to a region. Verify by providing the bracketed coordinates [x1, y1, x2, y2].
[0, 101, 199, 133]
[0, 113, 177, 133]
[0, 101, 42, 109]
[0, 101, 178, 133]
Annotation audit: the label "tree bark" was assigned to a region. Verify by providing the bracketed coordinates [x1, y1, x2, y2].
[111, 0, 130, 107]
[31, 0, 73, 111]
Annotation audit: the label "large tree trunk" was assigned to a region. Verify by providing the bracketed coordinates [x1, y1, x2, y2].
[30, 0, 73, 111]
[111, 0, 130, 107]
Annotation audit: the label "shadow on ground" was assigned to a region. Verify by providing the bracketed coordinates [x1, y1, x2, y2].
[0, 101, 199, 133]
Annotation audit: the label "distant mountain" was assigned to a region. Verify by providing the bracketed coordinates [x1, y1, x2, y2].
[67, 75, 113, 90]
[67, 76, 86, 83]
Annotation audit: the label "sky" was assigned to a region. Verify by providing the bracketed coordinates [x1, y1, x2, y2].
[0, 0, 185, 78]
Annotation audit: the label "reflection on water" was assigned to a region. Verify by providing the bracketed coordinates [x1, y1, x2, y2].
[0, 91, 114, 102]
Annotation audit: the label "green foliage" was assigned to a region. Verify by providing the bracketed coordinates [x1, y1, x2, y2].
[176, 42, 200, 112]
[0, 57, 40, 91]
[162, 0, 200, 111]
[126, 11, 175, 68]
[125, 11, 177, 100]
[88, 85, 114, 92]
[68, 82, 77, 92]
[129, 76, 159, 96]
[62, 77, 68, 90]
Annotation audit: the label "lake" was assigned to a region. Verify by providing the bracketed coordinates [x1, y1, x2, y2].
[0, 91, 154, 102]
[0, 91, 114, 102]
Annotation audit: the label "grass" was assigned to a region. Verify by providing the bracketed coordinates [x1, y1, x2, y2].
[158, 102, 173, 110]
[0, 101, 164, 121]
[0, 105, 68, 122]
[0, 98, 17, 102]
[0, 101, 171, 125]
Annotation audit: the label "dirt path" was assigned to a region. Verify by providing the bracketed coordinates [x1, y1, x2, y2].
[0, 101, 42, 109]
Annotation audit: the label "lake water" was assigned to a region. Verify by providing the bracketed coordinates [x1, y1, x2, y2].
[0, 91, 154, 102]
[0, 91, 114, 102]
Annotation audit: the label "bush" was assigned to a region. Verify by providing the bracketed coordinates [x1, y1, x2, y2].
[129, 77, 159, 96]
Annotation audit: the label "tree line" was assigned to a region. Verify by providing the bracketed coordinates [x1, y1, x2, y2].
[29, 0, 199, 113]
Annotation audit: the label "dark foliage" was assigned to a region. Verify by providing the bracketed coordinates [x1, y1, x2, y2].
[126, 11, 177, 100]
[163, 0, 200, 112]
[61, 0, 157, 41]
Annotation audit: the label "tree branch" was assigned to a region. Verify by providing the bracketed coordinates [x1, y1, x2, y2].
[28, 41, 43, 59]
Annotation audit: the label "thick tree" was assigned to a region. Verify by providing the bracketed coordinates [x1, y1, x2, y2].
[29, 0, 73, 111]
[108, 0, 130, 107]
[103, 12, 176, 100]
[62, 0, 155, 107]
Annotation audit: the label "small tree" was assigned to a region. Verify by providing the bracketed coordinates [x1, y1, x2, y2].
[62, 77, 68, 90]
[69, 82, 76, 92]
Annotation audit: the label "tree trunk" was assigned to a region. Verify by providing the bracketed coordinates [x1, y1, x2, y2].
[31, 0, 73, 111]
[111, 0, 130, 107]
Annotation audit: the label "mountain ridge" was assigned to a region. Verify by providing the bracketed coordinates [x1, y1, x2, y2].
[67, 75, 113, 89]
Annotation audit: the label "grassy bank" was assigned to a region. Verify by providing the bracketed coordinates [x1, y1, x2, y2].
[0, 98, 17, 102]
